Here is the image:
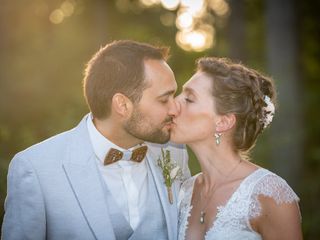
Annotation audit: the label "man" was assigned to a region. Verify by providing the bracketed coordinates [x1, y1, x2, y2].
[2, 40, 190, 240]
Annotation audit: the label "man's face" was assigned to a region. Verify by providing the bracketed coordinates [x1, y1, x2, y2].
[124, 59, 178, 144]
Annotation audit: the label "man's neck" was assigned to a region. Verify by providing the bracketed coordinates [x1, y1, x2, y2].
[93, 117, 143, 149]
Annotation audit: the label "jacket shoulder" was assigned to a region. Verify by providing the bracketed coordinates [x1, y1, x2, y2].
[14, 127, 75, 164]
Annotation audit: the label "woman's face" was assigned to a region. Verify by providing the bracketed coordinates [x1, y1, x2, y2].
[171, 71, 217, 144]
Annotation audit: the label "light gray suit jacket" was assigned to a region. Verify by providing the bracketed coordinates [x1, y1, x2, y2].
[2, 115, 190, 240]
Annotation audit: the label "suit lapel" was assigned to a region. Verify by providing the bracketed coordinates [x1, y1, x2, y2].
[146, 147, 178, 240]
[63, 115, 116, 240]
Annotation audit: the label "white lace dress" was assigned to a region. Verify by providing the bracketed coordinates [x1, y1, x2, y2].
[178, 168, 300, 240]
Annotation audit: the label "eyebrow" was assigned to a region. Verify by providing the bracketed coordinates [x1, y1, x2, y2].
[183, 86, 197, 96]
[157, 90, 176, 98]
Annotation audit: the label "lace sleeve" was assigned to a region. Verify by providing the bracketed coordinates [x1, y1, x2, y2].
[248, 173, 300, 219]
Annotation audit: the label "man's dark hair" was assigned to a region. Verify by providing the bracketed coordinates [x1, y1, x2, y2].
[83, 40, 169, 119]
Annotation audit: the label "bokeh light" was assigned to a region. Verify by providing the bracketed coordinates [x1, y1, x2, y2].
[176, 11, 194, 30]
[160, 0, 180, 10]
[61, 1, 75, 17]
[49, 9, 64, 24]
[49, 0, 76, 24]
[140, 0, 161, 7]
[180, 0, 205, 16]
[209, 0, 229, 16]
[139, 0, 228, 51]
[176, 27, 214, 52]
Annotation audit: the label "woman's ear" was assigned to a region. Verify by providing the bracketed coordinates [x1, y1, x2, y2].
[215, 113, 236, 132]
[111, 93, 133, 118]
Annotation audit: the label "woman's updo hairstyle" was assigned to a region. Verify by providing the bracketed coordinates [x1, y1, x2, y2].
[197, 57, 277, 158]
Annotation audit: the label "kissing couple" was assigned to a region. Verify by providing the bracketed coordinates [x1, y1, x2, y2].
[2, 40, 302, 240]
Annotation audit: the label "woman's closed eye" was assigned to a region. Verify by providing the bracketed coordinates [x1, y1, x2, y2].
[185, 97, 194, 103]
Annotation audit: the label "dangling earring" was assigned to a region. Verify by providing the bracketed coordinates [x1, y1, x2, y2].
[214, 133, 222, 145]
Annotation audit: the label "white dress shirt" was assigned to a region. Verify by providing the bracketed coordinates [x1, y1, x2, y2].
[86, 114, 148, 230]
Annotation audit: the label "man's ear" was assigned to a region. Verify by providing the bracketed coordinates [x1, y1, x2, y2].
[215, 113, 236, 132]
[111, 93, 133, 118]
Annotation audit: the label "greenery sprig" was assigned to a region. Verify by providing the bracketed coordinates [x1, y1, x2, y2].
[157, 148, 182, 204]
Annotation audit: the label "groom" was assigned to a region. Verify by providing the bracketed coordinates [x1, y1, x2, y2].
[2, 40, 190, 240]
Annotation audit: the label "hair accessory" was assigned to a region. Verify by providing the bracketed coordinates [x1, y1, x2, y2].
[260, 95, 275, 128]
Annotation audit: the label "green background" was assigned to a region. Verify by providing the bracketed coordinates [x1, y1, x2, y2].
[1, 0, 319, 238]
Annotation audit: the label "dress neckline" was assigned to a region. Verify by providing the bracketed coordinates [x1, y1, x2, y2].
[186, 168, 266, 239]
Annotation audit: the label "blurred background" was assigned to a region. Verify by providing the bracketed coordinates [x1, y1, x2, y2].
[0, 0, 319, 238]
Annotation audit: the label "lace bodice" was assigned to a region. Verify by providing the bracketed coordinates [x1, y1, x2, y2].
[178, 168, 300, 240]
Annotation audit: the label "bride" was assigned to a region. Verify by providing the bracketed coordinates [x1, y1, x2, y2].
[171, 57, 303, 240]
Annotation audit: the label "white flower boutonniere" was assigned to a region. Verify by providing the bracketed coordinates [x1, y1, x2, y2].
[157, 148, 182, 204]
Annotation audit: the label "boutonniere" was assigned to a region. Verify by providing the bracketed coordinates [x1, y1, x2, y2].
[157, 148, 182, 204]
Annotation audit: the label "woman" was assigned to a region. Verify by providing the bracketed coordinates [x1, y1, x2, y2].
[171, 57, 302, 240]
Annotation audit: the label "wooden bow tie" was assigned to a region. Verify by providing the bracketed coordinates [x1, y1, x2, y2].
[104, 146, 148, 166]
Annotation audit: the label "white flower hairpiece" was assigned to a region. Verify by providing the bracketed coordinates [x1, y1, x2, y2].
[260, 95, 275, 128]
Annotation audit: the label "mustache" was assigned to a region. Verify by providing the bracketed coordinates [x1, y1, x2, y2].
[163, 116, 173, 124]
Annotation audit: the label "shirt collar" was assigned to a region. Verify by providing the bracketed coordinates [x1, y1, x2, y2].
[86, 113, 146, 165]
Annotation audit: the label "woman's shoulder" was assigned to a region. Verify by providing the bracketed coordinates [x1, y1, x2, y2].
[247, 168, 300, 220]
[250, 168, 299, 204]
[247, 169, 302, 238]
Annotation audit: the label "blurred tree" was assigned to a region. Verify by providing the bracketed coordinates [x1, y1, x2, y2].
[266, 0, 303, 189]
[296, 0, 320, 237]
[227, 0, 246, 61]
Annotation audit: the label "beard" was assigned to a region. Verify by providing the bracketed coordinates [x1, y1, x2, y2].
[124, 108, 172, 144]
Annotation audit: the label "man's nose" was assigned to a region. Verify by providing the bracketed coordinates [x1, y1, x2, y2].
[168, 98, 181, 117]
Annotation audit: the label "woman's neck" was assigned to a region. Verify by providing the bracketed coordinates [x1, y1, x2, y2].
[188, 139, 242, 194]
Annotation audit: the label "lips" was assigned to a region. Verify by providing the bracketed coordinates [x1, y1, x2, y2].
[162, 121, 174, 130]
[163, 117, 174, 129]
[164, 122, 172, 127]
